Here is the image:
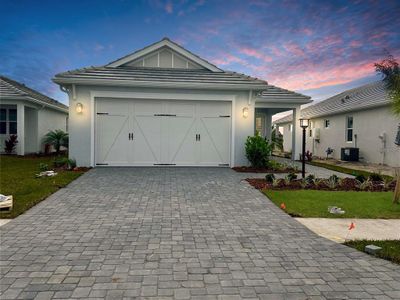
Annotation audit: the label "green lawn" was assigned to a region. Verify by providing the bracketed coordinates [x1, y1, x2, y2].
[0, 155, 85, 218]
[264, 190, 400, 218]
[344, 240, 400, 264]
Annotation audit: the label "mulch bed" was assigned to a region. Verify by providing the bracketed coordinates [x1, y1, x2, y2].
[246, 178, 396, 192]
[232, 166, 299, 173]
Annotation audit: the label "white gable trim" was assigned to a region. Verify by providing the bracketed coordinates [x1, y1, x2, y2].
[106, 38, 223, 72]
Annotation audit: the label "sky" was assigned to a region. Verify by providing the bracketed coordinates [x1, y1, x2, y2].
[1, 0, 399, 107]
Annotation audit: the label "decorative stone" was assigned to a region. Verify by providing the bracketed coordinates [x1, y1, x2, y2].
[365, 244, 382, 255]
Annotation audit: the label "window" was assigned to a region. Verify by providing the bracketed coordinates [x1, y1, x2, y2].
[255, 117, 263, 135]
[324, 119, 330, 128]
[0, 108, 17, 135]
[346, 116, 353, 142]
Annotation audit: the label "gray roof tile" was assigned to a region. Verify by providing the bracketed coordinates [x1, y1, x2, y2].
[274, 81, 391, 124]
[0, 76, 68, 111]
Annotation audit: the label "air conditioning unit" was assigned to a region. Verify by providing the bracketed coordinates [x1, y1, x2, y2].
[313, 128, 320, 140]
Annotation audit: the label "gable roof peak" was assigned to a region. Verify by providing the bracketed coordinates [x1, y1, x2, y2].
[106, 38, 223, 72]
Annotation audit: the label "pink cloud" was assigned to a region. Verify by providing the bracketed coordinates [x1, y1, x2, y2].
[301, 28, 313, 36]
[210, 53, 246, 66]
[283, 42, 305, 56]
[239, 47, 272, 62]
[350, 40, 362, 48]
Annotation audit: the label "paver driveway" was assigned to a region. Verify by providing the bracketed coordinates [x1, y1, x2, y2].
[1, 168, 400, 300]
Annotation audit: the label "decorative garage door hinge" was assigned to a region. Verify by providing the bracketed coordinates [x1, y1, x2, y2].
[218, 164, 229, 166]
[153, 163, 177, 165]
[154, 114, 177, 117]
[219, 115, 230, 118]
[96, 112, 109, 115]
[96, 163, 109, 165]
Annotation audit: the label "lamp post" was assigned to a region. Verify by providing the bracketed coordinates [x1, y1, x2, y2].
[299, 118, 310, 178]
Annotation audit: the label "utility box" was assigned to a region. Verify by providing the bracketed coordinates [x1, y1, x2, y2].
[341, 147, 359, 161]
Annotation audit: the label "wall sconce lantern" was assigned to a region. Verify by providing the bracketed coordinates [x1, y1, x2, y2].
[242, 107, 249, 118]
[76, 102, 83, 114]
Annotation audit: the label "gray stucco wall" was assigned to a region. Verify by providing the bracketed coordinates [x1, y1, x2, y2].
[68, 85, 256, 167]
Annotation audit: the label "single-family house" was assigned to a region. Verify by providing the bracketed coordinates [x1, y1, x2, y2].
[0, 76, 68, 155]
[274, 81, 400, 167]
[53, 38, 311, 167]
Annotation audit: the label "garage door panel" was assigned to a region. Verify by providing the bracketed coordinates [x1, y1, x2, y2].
[133, 116, 162, 164]
[96, 115, 131, 165]
[168, 117, 197, 165]
[199, 116, 231, 165]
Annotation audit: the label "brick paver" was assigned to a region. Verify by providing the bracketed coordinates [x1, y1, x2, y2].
[1, 167, 399, 299]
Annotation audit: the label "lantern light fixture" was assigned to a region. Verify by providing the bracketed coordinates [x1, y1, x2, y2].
[242, 107, 249, 118]
[299, 118, 310, 129]
[76, 103, 83, 114]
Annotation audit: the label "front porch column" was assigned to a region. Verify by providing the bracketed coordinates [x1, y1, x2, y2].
[291, 105, 302, 160]
[265, 113, 272, 141]
[16, 103, 25, 155]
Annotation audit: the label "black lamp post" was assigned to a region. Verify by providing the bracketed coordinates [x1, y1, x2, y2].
[299, 118, 310, 178]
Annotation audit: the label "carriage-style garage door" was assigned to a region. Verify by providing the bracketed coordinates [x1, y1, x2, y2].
[95, 99, 231, 166]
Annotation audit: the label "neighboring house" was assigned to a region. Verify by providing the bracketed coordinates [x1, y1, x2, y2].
[274, 81, 400, 167]
[0, 76, 68, 155]
[53, 38, 311, 167]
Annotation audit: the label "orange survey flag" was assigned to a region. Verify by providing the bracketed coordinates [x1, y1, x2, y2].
[348, 222, 355, 230]
[280, 203, 286, 210]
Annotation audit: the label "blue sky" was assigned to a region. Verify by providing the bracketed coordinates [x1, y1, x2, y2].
[1, 0, 399, 105]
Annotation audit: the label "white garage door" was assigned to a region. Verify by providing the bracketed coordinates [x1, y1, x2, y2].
[95, 99, 231, 166]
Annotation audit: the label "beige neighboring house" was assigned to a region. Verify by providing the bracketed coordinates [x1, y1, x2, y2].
[0, 76, 68, 155]
[274, 81, 400, 167]
[53, 38, 311, 167]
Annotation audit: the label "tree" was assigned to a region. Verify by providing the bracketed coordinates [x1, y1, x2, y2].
[375, 53, 400, 204]
[43, 130, 68, 154]
[375, 53, 400, 115]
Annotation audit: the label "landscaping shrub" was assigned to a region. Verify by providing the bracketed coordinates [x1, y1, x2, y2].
[4, 134, 18, 154]
[43, 129, 68, 154]
[328, 174, 339, 183]
[355, 174, 366, 183]
[265, 173, 275, 183]
[305, 174, 315, 184]
[67, 158, 77, 170]
[286, 172, 298, 182]
[305, 150, 313, 162]
[54, 157, 69, 168]
[38, 163, 49, 172]
[245, 135, 272, 168]
[369, 173, 383, 182]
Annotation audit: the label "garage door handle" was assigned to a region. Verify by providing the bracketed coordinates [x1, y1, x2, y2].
[195, 134, 201, 141]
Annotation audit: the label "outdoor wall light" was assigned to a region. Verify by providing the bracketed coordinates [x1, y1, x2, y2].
[242, 107, 249, 118]
[76, 102, 83, 114]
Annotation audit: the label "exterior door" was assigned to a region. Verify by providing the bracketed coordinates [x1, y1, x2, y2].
[95, 99, 231, 166]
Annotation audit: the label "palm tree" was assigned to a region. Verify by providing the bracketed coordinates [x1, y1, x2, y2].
[375, 53, 400, 115]
[43, 130, 68, 154]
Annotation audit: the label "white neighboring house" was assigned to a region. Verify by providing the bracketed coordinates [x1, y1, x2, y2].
[274, 81, 400, 167]
[0, 76, 68, 155]
[53, 38, 311, 167]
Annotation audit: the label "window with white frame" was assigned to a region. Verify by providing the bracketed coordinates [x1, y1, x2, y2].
[324, 119, 330, 128]
[0, 108, 17, 135]
[346, 116, 353, 142]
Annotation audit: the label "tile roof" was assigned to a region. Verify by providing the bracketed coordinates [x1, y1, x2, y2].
[259, 84, 311, 102]
[274, 81, 391, 124]
[0, 76, 68, 111]
[54, 66, 269, 89]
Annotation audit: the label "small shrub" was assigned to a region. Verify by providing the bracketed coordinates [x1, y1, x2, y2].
[67, 158, 77, 170]
[305, 174, 315, 184]
[359, 179, 372, 191]
[43, 129, 68, 153]
[315, 178, 329, 189]
[38, 163, 49, 172]
[245, 135, 273, 168]
[54, 157, 69, 168]
[340, 178, 359, 190]
[383, 177, 393, 190]
[355, 174, 366, 183]
[368, 173, 383, 182]
[265, 173, 275, 183]
[300, 178, 308, 188]
[4, 134, 18, 154]
[328, 174, 339, 183]
[328, 176, 339, 189]
[272, 178, 286, 188]
[266, 160, 284, 171]
[285, 172, 298, 183]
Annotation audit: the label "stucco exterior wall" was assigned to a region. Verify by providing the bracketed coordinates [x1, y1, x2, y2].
[279, 106, 400, 167]
[68, 85, 255, 167]
[37, 107, 68, 153]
